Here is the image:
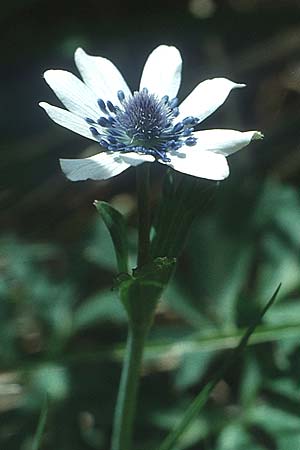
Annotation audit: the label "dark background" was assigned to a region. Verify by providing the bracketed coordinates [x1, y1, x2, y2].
[1, 1, 300, 449]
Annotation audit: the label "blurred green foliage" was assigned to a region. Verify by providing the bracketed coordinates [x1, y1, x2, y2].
[1, 0, 300, 449]
[1, 175, 300, 450]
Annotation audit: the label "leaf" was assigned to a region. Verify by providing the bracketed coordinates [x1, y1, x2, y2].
[216, 423, 261, 450]
[94, 201, 129, 274]
[156, 284, 281, 450]
[254, 232, 299, 303]
[163, 280, 214, 329]
[119, 257, 176, 330]
[239, 353, 261, 406]
[73, 290, 127, 331]
[151, 171, 217, 259]
[174, 350, 216, 390]
[31, 394, 48, 450]
[248, 402, 300, 434]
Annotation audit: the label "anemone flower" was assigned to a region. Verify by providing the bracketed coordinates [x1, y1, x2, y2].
[39, 45, 263, 181]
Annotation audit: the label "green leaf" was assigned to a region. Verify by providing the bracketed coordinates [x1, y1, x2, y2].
[31, 394, 48, 450]
[73, 290, 127, 331]
[151, 171, 217, 259]
[157, 284, 281, 450]
[186, 218, 254, 329]
[85, 219, 119, 271]
[174, 350, 216, 390]
[94, 201, 129, 273]
[239, 353, 261, 406]
[118, 257, 176, 330]
[248, 402, 300, 433]
[216, 423, 259, 450]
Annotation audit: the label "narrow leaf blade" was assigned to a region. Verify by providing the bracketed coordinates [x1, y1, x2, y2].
[157, 284, 281, 450]
[31, 394, 48, 450]
[94, 201, 129, 273]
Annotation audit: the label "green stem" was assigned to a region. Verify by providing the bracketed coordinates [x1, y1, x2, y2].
[111, 163, 152, 450]
[136, 164, 151, 267]
[111, 327, 147, 450]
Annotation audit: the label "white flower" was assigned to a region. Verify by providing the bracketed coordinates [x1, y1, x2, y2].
[39, 45, 263, 182]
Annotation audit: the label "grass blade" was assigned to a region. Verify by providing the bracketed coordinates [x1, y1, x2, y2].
[31, 394, 48, 450]
[157, 284, 281, 450]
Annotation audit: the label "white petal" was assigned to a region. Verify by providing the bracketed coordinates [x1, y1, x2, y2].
[193, 129, 264, 156]
[177, 78, 246, 123]
[43, 70, 100, 120]
[139, 45, 182, 99]
[60, 152, 153, 181]
[160, 147, 229, 180]
[121, 152, 155, 165]
[74, 48, 132, 105]
[39, 102, 97, 141]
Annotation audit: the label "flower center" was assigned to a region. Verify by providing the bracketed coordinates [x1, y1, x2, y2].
[85, 89, 198, 162]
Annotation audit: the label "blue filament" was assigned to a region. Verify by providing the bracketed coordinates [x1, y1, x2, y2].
[89, 89, 199, 161]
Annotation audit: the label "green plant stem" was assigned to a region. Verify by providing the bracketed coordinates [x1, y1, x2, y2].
[111, 164, 152, 450]
[136, 164, 151, 267]
[111, 326, 147, 450]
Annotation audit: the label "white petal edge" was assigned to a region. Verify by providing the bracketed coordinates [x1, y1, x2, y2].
[177, 78, 246, 124]
[39, 102, 97, 141]
[74, 48, 132, 106]
[161, 147, 229, 180]
[43, 70, 100, 120]
[193, 129, 264, 156]
[120, 153, 155, 166]
[139, 45, 182, 99]
[60, 152, 154, 181]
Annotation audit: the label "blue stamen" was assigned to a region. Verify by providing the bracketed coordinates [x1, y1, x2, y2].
[183, 116, 198, 126]
[90, 126, 99, 136]
[107, 101, 116, 113]
[88, 89, 199, 161]
[183, 128, 193, 136]
[172, 107, 179, 117]
[185, 137, 197, 146]
[97, 99, 107, 114]
[85, 117, 96, 124]
[169, 98, 179, 108]
[97, 117, 112, 127]
[173, 122, 184, 133]
[156, 150, 171, 162]
[117, 90, 125, 103]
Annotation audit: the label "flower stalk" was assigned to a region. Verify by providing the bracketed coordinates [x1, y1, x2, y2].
[111, 326, 148, 450]
[111, 163, 153, 450]
[137, 163, 151, 267]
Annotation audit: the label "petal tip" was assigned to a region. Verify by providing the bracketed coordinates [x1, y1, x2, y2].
[252, 131, 264, 141]
[222, 166, 230, 180]
[43, 69, 60, 84]
[216, 160, 230, 180]
[155, 44, 180, 52]
[234, 82, 246, 89]
[74, 47, 87, 60]
[42, 70, 50, 80]
[59, 158, 75, 181]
